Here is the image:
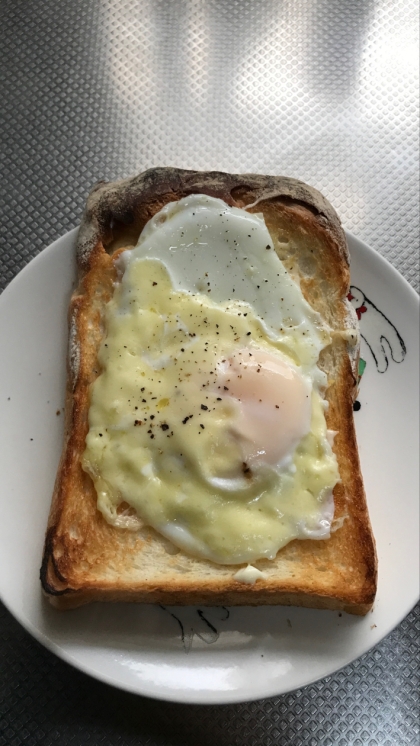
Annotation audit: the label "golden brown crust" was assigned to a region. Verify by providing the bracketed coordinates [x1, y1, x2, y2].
[40, 168, 377, 614]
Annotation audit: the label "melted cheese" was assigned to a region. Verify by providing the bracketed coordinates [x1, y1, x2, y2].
[82, 196, 340, 566]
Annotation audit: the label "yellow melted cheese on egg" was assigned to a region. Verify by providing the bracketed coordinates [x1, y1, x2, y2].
[82, 196, 340, 565]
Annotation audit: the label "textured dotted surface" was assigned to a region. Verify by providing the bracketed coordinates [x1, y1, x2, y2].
[0, 0, 418, 743]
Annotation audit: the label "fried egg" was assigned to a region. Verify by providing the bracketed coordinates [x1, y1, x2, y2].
[82, 195, 339, 565]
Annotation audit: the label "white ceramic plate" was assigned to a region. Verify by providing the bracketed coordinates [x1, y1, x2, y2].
[0, 229, 418, 705]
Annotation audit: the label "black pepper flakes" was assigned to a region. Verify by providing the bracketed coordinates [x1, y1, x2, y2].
[242, 462, 252, 477]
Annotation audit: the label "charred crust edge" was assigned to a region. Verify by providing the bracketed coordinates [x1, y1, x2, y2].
[76, 168, 348, 272]
[40, 528, 73, 597]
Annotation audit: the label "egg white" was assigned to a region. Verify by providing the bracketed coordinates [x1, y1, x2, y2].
[82, 195, 339, 565]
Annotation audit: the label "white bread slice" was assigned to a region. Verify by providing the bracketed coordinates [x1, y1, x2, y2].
[40, 168, 377, 614]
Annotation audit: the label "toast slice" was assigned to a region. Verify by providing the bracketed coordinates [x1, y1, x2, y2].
[40, 168, 377, 614]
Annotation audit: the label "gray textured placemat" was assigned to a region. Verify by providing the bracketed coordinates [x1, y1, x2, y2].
[1, 1, 418, 744]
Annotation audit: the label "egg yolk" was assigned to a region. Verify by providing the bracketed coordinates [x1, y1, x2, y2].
[216, 349, 312, 470]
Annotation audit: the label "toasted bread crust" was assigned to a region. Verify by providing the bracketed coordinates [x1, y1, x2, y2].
[41, 168, 377, 614]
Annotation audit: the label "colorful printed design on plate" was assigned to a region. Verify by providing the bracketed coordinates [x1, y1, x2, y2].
[348, 286, 406, 374]
[159, 605, 230, 653]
